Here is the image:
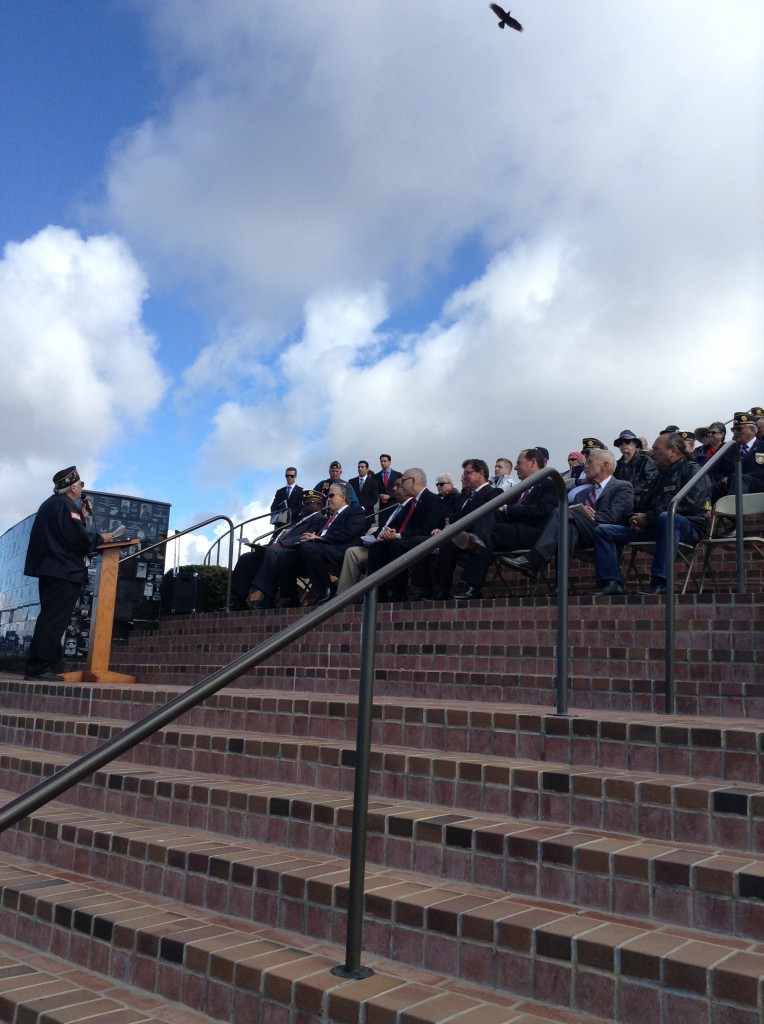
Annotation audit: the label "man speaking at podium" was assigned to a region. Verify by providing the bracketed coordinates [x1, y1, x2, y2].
[23, 466, 117, 681]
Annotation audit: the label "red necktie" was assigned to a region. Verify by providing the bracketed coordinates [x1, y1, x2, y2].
[320, 513, 338, 536]
[384, 470, 389, 487]
[398, 500, 416, 534]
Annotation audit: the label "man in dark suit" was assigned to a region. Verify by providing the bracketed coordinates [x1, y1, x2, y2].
[297, 482, 365, 603]
[443, 448, 556, 598]
[375, 453, 402, 526]
[422, 458, 502, 600]
[366, 468, 445, 599]
[270, 467, 304, 532]
[502, 448, 633, 580]
[348, 460, 380, 519]
[235, 489, 324, 609]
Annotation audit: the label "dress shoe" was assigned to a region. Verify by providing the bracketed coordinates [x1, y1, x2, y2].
[452, 532, 478, 553]
[593, 580, 625, 597]
[499, 554, 538, 580]
[453, 585, 482, 600]
[315, 587, 336, 606]
[253, 596, 275, 610]
[638, 581, 667, 596]
[24, 672, 64, 682]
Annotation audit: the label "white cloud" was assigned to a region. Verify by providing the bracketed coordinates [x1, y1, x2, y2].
[94, 0, 762, 522]
[0, 226, 167, 532]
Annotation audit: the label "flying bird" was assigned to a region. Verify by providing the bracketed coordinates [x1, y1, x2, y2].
[489, 4, 523, 32]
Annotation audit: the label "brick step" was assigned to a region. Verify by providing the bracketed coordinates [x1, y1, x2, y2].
[0, 935, 219, 1024]
[0, 853, 611, 1024]
[1, 714, 763, 859]
[0, 819, 762, 1023]
[0, 689, 761, 784]
[1, 741, 763, 941]
[100, 595, 763, 716]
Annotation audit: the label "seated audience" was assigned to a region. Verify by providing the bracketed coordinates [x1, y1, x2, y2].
[336, 476, 407, 595]
[592, 431, 710, 596]
[297, 483, 365, 604]
[366, 468, 445, 600]
[247, 490, 327, 610]
[503, 448, 632, 581]
[711, 411, 764, 497]
[693, 422, 726, 465]
[613, 429, 657, 504]
[492, 459, 514, 490]
[420, 459, 501, 600]
[435, 473, 461, 515]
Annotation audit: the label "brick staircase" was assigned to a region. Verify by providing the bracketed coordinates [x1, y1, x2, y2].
[0, 585, 762, 1023]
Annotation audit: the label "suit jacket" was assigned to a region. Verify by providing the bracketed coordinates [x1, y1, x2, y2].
[713, 437, 764, 486]
[384, 488, 445, 548]
[348, 475, 380, 516]
[270, 484, 304, 519]
[498, 476, 558, 526]
[578, 477, 634, 525]
[450, 483, 503, 547]
[311, 504, 365, 551]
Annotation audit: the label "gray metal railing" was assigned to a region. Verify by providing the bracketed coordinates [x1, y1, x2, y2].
[664, 440, 743, 713]
[204, 510, 276, 567]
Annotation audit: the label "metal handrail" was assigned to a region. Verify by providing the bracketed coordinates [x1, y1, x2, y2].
[664, 440, 742, 713]
[204, 510, 275, 567]
[0, 468, 570, 979]
[120, 515, 236, 610]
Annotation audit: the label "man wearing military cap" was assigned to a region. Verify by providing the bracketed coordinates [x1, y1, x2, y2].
[751, 407, 764, 439]
[582, 437, 606, 452]
[712, 412, 764, 497]
[24, 466, 118, 680]
[231, 489, 326, 609]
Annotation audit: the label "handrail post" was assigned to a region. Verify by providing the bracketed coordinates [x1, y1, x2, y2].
[555, 479, 570, 716]
[663, 439, 737, 714]
[332, 586, 378, 980]
[665, 502, 678, 715]
[734, 455, 744, 593]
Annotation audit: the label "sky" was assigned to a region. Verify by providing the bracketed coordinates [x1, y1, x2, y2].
[1, 0, 763, 564]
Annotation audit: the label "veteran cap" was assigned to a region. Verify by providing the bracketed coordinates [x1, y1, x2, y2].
[52, 466, 82, 489]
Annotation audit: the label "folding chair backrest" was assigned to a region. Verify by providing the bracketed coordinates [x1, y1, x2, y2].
[711, 492, 764, 534]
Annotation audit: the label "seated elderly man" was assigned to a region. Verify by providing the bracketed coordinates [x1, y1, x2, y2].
[247, 490, 327, 609]
[711, 411, 764, 497]
[503, 448, 633, 581]
[366, 468, 444, 600]
[297, 482, 365, 604]
[336, 476, 407, 595]
[592, 431, 710, 596]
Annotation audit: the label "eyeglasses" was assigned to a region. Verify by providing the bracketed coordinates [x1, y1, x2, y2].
[567, 457, 578, 463]
[436, 481, 448, 487]
[285, 473, 296, 478]
[400, 476, 415, 485]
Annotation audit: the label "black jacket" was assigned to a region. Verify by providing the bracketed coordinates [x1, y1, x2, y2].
[613, 451, 658, 505]
[24, 493, 103, 585]
[639, 458, 711, 536]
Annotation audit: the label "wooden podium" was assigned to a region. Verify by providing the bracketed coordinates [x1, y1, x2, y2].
[62, 540, 138, 684]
